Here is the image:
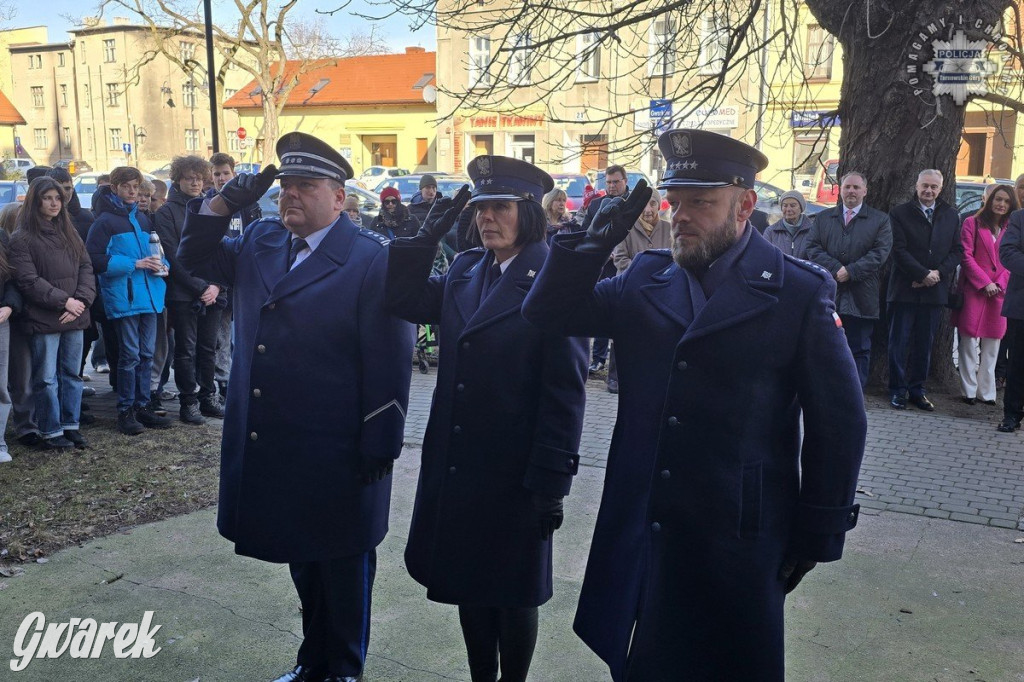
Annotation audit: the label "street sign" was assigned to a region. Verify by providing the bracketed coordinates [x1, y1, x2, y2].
[237, 127, 247, 140]
[650, 99, 672, 132]
[122, 142, 132, 155]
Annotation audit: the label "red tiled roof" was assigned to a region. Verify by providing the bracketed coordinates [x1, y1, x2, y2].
[223, 49, 436, 110]
[0, 90, 25, 125]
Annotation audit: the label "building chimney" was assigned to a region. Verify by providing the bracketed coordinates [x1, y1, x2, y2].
[405, 47, 426, 54]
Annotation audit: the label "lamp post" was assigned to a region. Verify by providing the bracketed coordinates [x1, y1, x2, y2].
[132, 125, 147, 167]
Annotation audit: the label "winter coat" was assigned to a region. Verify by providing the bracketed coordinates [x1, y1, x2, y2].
[85, 185, 168, 319]
[805, 204, 893, 319]
[369, 205, 420, 240]
[1000, 209, 1024, 321]
[386, 240, 587, 607]
[0, 231, 24, 316]
[154, 185, 221, 304]
[67, 192, 95, 244]
[951, 216, 1009, 339]
[408, 194, 442, 224]
[9, 223, 95, 334]
[612, 219, 672, 273]
[522, 227, 865, 682]
[763, 215, 815, 260]
[177, 207, 414, 563]
[887, 199, 962, 305]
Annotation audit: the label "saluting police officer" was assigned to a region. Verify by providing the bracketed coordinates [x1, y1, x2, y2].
[522, 129, 867, 681]
[178, 132, 414, 682]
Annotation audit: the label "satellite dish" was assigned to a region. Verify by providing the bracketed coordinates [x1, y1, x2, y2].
[422, 85, 437, 104]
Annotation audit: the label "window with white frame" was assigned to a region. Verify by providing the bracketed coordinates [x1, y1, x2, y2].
[577, 32, 601, 82]
[699, 15, 729, 74]
[468, 36, 491, 88]
[185, 129, 200, 151]
[106, 83, 120, 106]
[33, 129, 47, 149]
[28, 54, 41, 69]
[180, 41, 196, 63]
[182, 82, 197, 108]
[62, 127, 71, 149]
[86, 127, 93, 151]
[508, 32, 532, 86]
[31, 87, 44, 107]
[83, 84, 90, 108]
[649, 15, 676, 76]
[224, 88, 238, 100]
[58, 52, 65, 67]
[79, 40, 87, 64]
[103, 39, 116, 62]
[60, 84, 68, 106]
[109, 128, 122, 150]
[804, 24, 835, 80]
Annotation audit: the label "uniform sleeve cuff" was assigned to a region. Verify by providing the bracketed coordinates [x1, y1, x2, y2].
[523, 444, 579, 497]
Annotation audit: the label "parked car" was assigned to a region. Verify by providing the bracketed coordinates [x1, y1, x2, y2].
[259, 183, 381, 227]
[0, 180, 27, 207]
[2, 158, 35, 179]
[75, 171, 156, 207]
[234, 162, 261, 174]
[550, 173, 589, 215]
[149, 164, 172, 181]
[373, 174, 472, 203]
[356, 166, 410, 188]
[53, 159, 94, 176]
[594, 169, 670, 212]
[755, 180, 827, 223]
[813, 159, 840, 205]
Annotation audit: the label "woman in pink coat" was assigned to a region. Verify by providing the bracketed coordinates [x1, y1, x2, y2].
[954, 184, 1018, 404]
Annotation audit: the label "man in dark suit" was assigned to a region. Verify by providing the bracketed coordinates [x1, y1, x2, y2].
[806, 170, 892, 389]
[887, 169, 962, 410]
[998, 207, 1024, 433]
[178, 132, 414, 682]
[523, 129, 866, 682]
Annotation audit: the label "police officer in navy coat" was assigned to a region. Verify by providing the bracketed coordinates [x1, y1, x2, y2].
[522, 129, 867, 681]
[385, 156, 588, 682]
[177, 132, 414, 682]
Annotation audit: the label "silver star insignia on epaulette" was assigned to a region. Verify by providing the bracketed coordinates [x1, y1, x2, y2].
[527, 270, 536, 278]
[761, 271, 773, 280]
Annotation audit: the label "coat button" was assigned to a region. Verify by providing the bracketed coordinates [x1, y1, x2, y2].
[268, 303, 276, 310]
[249, 432, 258, 441]
[456, 383, 465, 392]
[462, 341, 470, 349]
[676, 361, 687, 370]
[567, 458, 575, 469]
[660, 469, 671, 479]
[453, 425, 462, 435]
[651, 522, 661, 532]
[257, 344, 266, 354]
[252, 389, 261, 398]
[449, 466, 457, 474]
[848, 511, 856, 522]
[667, 416, 678, 426]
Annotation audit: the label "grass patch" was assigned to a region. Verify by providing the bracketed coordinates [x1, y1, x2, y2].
[0, 414, 221, 563]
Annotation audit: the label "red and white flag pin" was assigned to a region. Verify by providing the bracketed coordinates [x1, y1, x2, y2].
[832, 312, 843, 328]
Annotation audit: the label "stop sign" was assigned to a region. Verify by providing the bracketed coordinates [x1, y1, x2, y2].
[237, 127, 247, 140]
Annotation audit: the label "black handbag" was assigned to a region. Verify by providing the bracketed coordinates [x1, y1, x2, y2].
[946, 265, 964, 310]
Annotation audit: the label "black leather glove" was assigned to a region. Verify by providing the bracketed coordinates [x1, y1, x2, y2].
[412, 184, 472, 246]
[218, 164, 278, 214]
[778, 558, 817, 594]
[531, 493, 564, 540]
[358, 457, 394, 485]
[576, 179, 654, 255]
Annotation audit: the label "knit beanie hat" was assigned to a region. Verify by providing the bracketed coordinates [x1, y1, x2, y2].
[419, 174, 437, 189]
[380, 186, 401, 203]
[779, 190, 806, 212]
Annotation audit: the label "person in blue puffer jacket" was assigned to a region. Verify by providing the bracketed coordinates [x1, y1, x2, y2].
[85, 166, 174, 435]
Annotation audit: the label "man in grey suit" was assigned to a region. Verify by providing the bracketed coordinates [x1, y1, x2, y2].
[806, 171, 893, 390]
[999, 207, 1024, 433]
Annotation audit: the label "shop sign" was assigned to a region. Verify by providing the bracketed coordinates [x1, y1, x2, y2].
[790, 110, 841, 128]
[466, 114, 545, 129]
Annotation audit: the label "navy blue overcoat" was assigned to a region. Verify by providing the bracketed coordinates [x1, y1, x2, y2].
[386, 239, 588, 607]
[522, 227, 866, 681]
[178, 206, 414, 563]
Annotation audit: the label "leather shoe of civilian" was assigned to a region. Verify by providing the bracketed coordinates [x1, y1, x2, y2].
[889, 394, 907, 410]
[997, 417, 1021, 433]
[270, 664, 326, 682]
[909, 394, 935, 411]
[588, 361, 605, 374]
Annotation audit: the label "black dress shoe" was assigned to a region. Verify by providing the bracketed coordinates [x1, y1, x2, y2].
[981, 399, 997, 406]
[271, 664, 326, 682]
[961, 396, 976, 405]
[588, 361, 605, 374]
[606, 379, 619, 394]
[997, 417, 1021, 433]
[890, 394, 907, 410]
[909, 394, 935, 411]
[17, 433, 41, 447]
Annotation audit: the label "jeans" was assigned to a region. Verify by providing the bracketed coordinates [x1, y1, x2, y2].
[0, 322, 12, 451]
[168, 302, 222, 403]
[114, 313, 156, 412]
[8, 324, 37, 437]
[30, 330, 84, 439]
[841, 315, 874, 391]
[215, 307, 232, 383]
[888, 303, 942, 397]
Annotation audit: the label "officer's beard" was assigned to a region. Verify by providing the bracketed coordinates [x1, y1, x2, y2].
[671, 194, 742, 272]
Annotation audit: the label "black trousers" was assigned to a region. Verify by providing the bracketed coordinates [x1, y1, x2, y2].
[996, 322, 1015, 380]
[841, 315, 874, 391]
[888, 303, 942, 397]
[167, 301, 221, 403]
[289, 550, 376, 677]
[1003, 318, 1024, 423]
[457, 605, 538, 682]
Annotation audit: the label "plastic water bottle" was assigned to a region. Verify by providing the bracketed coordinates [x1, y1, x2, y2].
[149, 232, 168, 277]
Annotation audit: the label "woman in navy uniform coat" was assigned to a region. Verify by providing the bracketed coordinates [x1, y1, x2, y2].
[178, 133, 414, 682]
[523, 130, 866, 682]
[385, 156, 588, 682]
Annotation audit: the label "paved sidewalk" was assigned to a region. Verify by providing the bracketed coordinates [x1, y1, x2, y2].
[0, 370, 1020, 680]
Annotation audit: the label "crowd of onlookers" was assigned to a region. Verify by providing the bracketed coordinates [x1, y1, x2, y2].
[0, 153, 257, 460]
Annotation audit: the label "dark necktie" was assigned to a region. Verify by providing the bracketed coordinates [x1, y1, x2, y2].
[288, 237, 308, 269]
[925, 207, 934, 223]
[486, 262, 502, 296]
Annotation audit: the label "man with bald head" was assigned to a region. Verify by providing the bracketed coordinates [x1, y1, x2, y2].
[887, 169, 962, 410]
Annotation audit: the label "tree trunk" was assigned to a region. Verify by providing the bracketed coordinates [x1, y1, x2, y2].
[807, 0, 1010, 391]
[261, 96, 279, 166]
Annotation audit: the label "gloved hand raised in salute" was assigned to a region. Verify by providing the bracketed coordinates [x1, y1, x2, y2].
[576, 179, 654, 255]
[409, 184, 472, 247]
[217, 164, 278, 214]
